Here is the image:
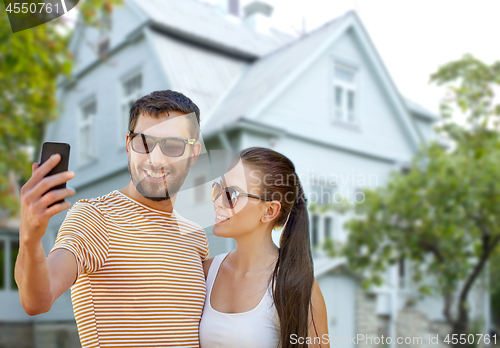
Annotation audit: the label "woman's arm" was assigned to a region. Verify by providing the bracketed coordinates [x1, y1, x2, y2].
[307, 278, 330, 348]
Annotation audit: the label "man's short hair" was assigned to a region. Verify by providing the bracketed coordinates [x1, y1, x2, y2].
[129, 90, 200, 138]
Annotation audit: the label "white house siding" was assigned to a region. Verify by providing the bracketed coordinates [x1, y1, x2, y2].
[319, 272, 358, 348]
[259, 29, 417, 164]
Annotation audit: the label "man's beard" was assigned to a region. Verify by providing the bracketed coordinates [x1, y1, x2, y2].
[128, 158, 191, 202]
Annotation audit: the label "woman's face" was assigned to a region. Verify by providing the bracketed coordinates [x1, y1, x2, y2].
[212, 161, 268, 238]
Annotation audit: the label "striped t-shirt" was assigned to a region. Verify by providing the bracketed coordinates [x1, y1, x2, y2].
[50, 190, 210, 348]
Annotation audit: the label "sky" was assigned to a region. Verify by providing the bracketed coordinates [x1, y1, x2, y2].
[236, 0, 500, 116]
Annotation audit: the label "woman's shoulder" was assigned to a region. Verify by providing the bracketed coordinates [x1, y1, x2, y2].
[202, 252, 230, 280]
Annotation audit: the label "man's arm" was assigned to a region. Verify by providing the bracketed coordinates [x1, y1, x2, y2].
[15, 155, 76, 315]
[202, 257, 214, 281]
[15, 247, 77, 315]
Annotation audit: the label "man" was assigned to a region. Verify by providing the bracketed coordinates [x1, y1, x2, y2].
[15, 90, 210, 347]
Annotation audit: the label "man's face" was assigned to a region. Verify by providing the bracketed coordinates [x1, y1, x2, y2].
[126, 111, 200, 202]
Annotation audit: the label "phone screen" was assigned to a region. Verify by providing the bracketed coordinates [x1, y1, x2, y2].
[40, 142, 71, 207]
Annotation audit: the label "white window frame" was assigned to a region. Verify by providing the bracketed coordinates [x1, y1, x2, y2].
[332, 63, 359, 126]
[0, 232, 19, 292]
[78, 97, 97, 166]
[119, 70, 142, 144]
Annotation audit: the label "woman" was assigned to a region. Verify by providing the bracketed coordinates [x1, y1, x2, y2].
[199, 147, 330, 348]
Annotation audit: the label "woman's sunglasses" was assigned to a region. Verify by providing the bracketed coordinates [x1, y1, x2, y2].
[211, 182, 272, 209]
[129, 132, 196, 157]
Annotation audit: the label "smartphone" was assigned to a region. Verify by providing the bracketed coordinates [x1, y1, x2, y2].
[39, 142, 71, 207]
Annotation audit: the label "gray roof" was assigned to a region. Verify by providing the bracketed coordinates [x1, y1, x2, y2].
[133, 0, 294, 58]
[201, 12, 349, 136]
[149, 29, 249, 118]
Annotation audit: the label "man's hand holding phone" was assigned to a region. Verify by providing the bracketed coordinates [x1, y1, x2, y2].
[19, 153, 76, 244]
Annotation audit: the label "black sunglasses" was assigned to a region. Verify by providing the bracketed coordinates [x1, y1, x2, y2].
[129, 132, 196, 157]
[211, 181, 273, 209]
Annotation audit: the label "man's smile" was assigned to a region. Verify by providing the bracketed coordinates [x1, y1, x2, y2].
[143, 168, 170, 181]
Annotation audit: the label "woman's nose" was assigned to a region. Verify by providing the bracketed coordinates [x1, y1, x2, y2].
[214, 193, 224, 210]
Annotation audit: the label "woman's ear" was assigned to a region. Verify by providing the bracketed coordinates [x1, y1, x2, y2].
[261, 201, 282, 223]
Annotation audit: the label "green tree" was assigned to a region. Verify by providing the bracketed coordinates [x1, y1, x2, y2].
[329, 54, 500, 346]
[0, 0, 119, 216]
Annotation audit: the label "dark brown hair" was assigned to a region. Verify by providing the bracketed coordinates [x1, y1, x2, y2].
[238, 147, 317, 348]
[129, 90, 200, 137]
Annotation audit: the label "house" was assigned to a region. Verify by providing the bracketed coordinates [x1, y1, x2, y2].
[0, 0, 491, 347]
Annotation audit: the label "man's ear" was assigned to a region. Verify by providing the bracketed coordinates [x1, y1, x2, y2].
[125, 133, 130, 156]
[262, 201, 282, 223]
[188, 141, 202, 167]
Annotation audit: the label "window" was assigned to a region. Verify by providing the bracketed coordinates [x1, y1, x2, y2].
[121, 71, 142, 139]
[311, 215, 319, 247]
[399, 257, 410, 288]
[332, 64, 358, 124]
[79, 98, 97, 165]
[310, 215, 335, 250]
[0, 235, 19, 291]
[0, 240, 4, 289]
[10, 240, 18, 290]
[324, 216, 333, 240]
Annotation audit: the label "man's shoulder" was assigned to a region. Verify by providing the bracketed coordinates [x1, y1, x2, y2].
[173, 210, 205, 234]
[69, 190, 119, 217]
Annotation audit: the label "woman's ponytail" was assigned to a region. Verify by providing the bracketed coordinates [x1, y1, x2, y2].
[271, 183, 314, 348]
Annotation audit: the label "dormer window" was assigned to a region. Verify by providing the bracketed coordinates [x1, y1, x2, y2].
[333, 64, 358, 125]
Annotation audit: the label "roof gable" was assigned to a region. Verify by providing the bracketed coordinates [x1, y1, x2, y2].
[202, 11, 426, 153]
[201, 12, 347, 133]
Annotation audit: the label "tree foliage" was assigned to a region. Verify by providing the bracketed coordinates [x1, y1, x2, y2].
[329, 54, 500, 340]
[0, 0, 120, 215]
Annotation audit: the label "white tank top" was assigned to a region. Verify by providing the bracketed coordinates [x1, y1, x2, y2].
[199, 252, 281, 348]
